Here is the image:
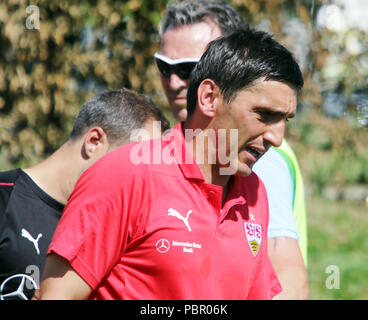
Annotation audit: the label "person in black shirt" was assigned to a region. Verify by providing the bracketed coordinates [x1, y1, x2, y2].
[0, 88, 169, 300]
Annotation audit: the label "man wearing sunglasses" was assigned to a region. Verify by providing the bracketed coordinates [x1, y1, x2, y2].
[156, 1, 247, 121]
[156, 0, 308, 299]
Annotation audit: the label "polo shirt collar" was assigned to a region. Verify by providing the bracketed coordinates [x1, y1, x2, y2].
[164, 123, 248, 213]
[165, 123, 250, 197]
[164, 122, 205, 181]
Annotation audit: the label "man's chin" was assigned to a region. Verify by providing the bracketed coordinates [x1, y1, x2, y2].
[236, 169, 252, 177]
[173, 107, 188, 121]
[235, 161, 253, 177]
[218, 160, 253, 177]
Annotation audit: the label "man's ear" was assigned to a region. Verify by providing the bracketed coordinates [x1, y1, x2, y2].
[196, 79, 221, 118]
[82, 127, 108, 159]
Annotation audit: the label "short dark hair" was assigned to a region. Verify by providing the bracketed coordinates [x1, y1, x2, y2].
[187, 29, 304, 115]
[158, 0, 249, 38]
[70, 88, 170, 145]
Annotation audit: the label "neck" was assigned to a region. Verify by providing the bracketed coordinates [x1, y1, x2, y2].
[23, 140, 82, 205]
[183, 117, 231, 189]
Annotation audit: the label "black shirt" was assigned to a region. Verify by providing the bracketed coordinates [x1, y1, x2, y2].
[0, 169, 64, 300]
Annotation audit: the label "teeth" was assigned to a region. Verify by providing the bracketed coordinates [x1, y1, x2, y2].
[247, 148, 260, 159]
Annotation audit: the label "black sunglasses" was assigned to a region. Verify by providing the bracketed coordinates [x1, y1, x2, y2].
[154, 53, 200, 80]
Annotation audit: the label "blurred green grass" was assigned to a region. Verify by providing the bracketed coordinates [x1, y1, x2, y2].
[307, 192, 368, 299]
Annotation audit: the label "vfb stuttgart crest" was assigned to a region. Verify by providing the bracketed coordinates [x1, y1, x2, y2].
[244, 223, 262, 257]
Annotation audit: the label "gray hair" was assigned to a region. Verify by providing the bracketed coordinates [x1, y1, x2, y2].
[158, 0, 249, 38]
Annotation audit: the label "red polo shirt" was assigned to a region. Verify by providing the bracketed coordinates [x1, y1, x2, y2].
[48, 123, 281, 299]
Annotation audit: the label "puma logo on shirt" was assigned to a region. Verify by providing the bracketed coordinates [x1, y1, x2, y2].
[21, 228, 42, 255]
[168, 208, 193, 232]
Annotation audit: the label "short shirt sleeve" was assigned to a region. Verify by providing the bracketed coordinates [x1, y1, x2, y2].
[47, 145, 149, 289]
[253, 147, 298, 241]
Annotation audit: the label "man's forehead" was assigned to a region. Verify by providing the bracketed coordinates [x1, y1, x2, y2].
[161, 21, 222, 59]
[165, 18, 222, 38]
[236, 80, 297, 113]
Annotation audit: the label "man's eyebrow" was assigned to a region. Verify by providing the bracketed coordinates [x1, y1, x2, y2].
[254, 106, 295, 119]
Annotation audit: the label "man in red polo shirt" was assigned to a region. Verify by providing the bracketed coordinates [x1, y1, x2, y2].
[36, 28, 303, 300]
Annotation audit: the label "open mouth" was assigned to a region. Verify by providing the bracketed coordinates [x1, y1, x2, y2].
[246, 147, 263, 161]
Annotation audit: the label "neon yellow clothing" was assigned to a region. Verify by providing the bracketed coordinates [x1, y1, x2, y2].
[275, 140, 308, 266]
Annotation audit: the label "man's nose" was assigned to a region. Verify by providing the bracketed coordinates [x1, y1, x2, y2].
[167, 73, 187, 90]
[263, 121, 285, 148]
